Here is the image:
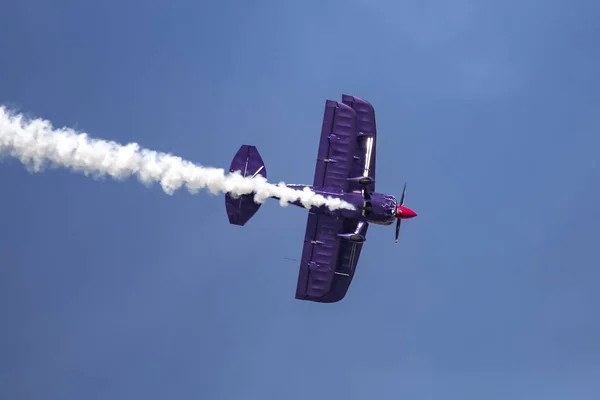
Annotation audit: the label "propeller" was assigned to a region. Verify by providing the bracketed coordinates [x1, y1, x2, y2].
[395, 219, 401, 243]
[395, 183, 407, 243]
[399, 182, 407, 206]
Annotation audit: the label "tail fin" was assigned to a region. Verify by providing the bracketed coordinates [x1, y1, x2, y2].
[225, 145, 267, 226]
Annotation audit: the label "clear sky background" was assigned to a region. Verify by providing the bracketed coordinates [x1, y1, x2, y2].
[1, 0, 599, 399]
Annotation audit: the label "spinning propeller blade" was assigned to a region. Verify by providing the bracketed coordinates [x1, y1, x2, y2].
[399, 182, 407, 206]
[395, 182, 407, 243]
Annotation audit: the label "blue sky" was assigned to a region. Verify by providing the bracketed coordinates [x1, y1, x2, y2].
[1, 0, 599, 398]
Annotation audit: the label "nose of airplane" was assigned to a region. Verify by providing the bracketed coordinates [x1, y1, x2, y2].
[396, 205, 417, 219]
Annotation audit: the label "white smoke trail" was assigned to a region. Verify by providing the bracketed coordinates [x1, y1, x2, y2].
[0, 106, 355, 211]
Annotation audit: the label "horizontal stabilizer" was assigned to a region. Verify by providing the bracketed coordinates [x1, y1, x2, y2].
[225, 145, 267, 226]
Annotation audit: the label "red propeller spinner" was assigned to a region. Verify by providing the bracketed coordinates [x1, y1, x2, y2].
[396, 205, 417, 219]
[395, 183, 416, 243]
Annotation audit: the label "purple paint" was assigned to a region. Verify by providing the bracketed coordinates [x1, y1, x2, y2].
[225, 95, 417, 303]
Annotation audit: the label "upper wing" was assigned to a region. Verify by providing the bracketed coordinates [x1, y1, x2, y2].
[295, 213, 368, 303]
[312, 100, 358, 193]
[312, 95, 378, 194]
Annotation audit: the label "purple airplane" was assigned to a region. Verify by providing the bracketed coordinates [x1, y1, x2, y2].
[225, 94, 417, 303]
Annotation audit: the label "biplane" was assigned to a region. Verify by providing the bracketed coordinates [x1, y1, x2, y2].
[225, 94, 417, 303]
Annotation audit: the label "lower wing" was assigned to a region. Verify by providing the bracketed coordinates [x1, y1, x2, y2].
[294, 213, 368, 303]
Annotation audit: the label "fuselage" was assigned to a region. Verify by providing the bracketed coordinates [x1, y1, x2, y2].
[278, 184, 399, 226]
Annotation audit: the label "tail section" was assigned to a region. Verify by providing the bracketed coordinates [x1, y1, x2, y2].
[225, 145, 267, 226]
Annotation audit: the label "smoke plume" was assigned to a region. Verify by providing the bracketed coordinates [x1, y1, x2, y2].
[0, 106, 355, 211]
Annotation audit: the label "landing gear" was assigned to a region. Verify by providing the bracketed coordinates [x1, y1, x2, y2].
[347, 176, 375, 186]
[338, 221, 367, 243]
[349, 234, 366, 243]
[356, 176, 374, 186]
